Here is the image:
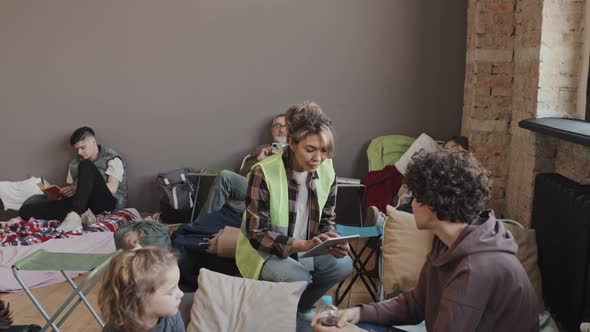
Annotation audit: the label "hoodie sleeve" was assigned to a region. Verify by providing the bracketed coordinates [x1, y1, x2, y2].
[359, 260, 428, 326]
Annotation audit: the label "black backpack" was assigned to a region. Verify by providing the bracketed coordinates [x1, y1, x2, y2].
[157, 168, 198, 223]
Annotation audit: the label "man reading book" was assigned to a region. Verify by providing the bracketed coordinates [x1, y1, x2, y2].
[19, 127, 128, 232]
[37, 180, 64, 200]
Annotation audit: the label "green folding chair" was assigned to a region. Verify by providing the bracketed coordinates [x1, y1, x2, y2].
[11, 249, 113, 332]
[366, 134, 416, 172]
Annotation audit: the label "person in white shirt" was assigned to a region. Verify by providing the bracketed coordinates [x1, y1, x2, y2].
[19, 127, 128, 232]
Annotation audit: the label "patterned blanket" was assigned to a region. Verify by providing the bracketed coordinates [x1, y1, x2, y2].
[0, 209, 138, 246]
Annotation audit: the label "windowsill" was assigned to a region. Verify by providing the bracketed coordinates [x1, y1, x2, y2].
[518, 117, 590, 147]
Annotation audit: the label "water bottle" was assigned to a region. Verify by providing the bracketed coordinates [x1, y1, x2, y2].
[318, 295, 338, 326]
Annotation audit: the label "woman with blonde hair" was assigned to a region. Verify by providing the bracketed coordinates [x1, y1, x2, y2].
[98, 232, 185, 332]
[236, 101, 353, 320]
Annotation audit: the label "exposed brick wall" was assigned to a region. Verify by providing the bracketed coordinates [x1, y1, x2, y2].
[463, 0, 516, 213]
[555, 140, 590, 183]
[505, 0, 543, 224]
[463, 0, 590, 226]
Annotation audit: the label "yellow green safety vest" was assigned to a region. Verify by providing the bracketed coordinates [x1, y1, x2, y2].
[235, 153, 335, 280]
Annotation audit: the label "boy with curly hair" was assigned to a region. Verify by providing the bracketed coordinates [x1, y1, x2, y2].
[312, 149, 539, 332]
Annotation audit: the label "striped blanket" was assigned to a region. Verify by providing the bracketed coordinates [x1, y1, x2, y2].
[0, 209, 138, 246]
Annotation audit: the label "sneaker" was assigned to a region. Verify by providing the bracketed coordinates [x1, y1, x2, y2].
[81, 209, 97, 226]
[297, 308, 316, 322]
[366, 206, 387, 227]
[56, 212, 82, 232]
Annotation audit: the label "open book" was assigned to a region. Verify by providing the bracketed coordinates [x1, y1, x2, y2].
[37, 179, 64, 200]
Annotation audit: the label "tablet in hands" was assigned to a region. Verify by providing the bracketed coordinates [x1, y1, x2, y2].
[299, 235, 359, 258]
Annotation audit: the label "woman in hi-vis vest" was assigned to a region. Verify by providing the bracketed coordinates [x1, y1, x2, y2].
[236, 101, 353, 320]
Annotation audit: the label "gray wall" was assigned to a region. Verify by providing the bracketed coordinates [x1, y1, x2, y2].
[0, 0, 467, 212]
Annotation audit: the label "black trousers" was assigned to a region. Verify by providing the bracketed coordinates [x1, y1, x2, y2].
[19, 160, 117, 220]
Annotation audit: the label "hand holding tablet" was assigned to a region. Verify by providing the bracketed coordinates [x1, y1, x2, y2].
[299, 234, 359, 258]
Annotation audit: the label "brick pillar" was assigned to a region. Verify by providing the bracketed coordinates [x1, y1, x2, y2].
[463, 0, 516, 215]
[504, 0, 543, 225]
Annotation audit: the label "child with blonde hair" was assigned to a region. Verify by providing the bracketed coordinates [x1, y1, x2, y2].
[98, 232, 185, 332]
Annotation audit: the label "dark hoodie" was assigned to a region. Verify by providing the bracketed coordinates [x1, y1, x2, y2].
[360, 211, 539, 331]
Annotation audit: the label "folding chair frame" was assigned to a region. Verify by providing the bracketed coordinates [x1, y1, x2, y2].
[186, 167, 223, 223]
[334, 236, 381, 306]
[11, 251, 112, 332]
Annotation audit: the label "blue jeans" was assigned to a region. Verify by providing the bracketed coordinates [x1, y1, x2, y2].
[196, 170, 247, 221]
[260, 254, 353, 311]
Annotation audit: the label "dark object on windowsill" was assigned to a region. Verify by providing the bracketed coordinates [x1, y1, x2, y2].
[519, 117, 590, 147]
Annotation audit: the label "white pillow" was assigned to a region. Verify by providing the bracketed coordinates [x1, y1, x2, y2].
[394, 133, 441, 175]
[187, 269, 307, 332]
[0, 177, 43, 210]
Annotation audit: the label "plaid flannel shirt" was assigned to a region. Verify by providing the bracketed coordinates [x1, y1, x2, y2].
[243, 151, 337, 258]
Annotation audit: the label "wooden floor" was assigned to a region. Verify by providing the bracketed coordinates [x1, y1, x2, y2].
[2, 239, 379, 331]
[1, 274, 104, 331]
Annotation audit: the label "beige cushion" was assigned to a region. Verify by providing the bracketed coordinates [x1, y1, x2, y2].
[503, 222, 544, 313]
[187, 269, 307, 332]
[381, 205, 434, 299]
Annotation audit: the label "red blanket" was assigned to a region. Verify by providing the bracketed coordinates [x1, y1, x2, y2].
[0, 209, 138, 246]
[361, 165, 404, 213]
